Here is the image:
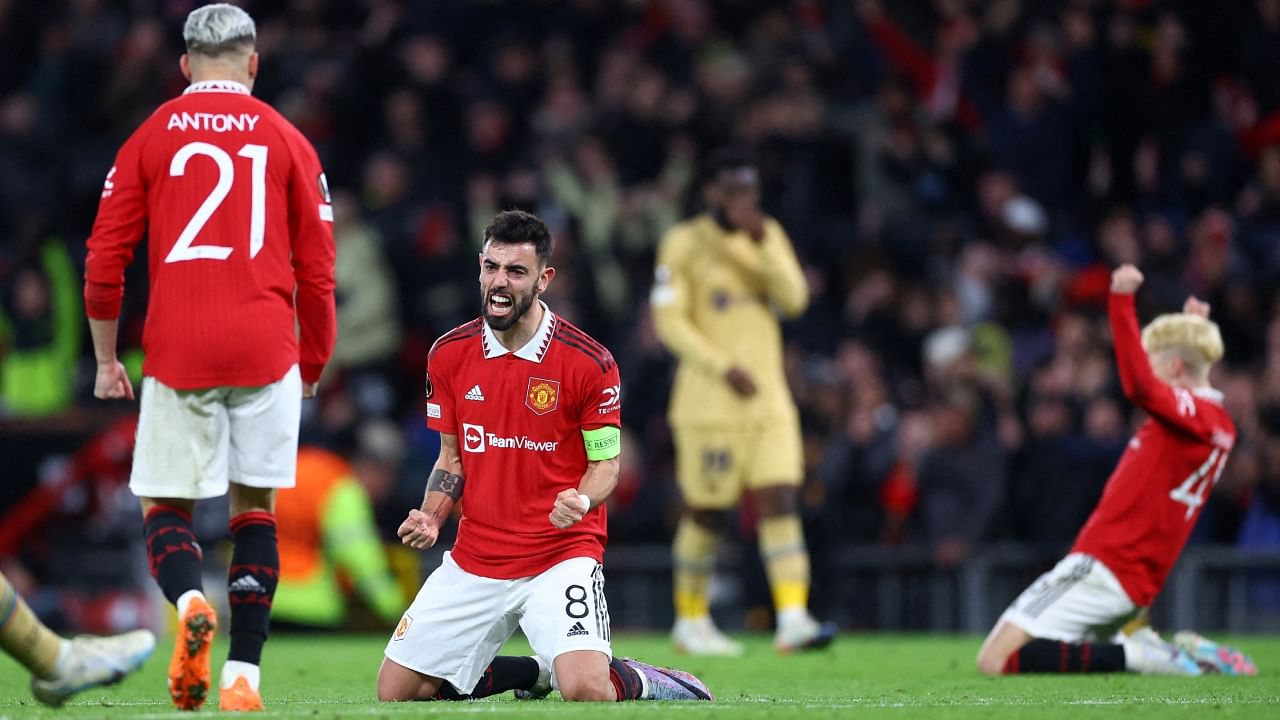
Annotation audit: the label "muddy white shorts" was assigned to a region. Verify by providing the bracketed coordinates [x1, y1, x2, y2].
[999, 553, 1139, 642]
[384, 552, 612, 694]
[129, 365, 302, 500]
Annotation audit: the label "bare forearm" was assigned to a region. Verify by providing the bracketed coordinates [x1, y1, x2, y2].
[88, 317, 120, 364]
[577, 457, 620, 509]
[419, 465, 464, 525]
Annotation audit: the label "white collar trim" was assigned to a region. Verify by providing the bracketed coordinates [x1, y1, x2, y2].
[1192, 387, 1224, 404]
[482, 302, 555, 363]
[184, 80, 251, 95]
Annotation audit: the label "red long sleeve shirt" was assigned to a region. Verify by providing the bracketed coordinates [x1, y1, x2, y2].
[84, 80, 336, 388]
[1071, 293, 1236, 606]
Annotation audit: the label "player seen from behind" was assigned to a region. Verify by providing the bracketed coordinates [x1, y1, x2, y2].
[82, 2, 337, 710]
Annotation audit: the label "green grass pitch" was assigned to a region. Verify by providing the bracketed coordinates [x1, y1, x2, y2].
[2, 634, 1278, 718]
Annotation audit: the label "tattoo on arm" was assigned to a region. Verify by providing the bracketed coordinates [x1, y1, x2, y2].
[426, 468, 465, 501]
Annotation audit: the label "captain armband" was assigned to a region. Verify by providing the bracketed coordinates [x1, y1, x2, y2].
[582, 426, 621, 461]
[426, 468, 465, 501]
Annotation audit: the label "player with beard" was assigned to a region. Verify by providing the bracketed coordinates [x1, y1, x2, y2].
[377, 210, 711, 703]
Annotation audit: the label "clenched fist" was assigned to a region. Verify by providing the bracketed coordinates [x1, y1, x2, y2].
[549, 489, 589, 530]
[1110, 264, 1145, 295]
[398, 508, 440, 549]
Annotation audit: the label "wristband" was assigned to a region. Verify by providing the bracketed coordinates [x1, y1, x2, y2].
[577, 493, 591, 512]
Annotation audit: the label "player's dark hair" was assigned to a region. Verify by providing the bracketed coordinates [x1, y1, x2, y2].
[702, 147, 756, 185]
[483, 210, 553, 264]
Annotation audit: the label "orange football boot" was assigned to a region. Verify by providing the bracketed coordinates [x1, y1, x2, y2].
[167, 596, 217, 710]
[219, 676, 264, 711]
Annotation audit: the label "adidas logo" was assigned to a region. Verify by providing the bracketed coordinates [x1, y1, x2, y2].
[464, 385, 485, 401]
[229, 575, 266, 593]
[566, 621, 589, 638]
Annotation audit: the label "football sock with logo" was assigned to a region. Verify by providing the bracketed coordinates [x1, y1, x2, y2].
[672, 518, 718, 619]
[227, 511, 279, 666]
[758, 515, 810, 614]
[434, 657, 540, 700]
[1002, 640, 1126, 673]
[143, 506, 204, 605]
[0, 572, 66, 678]
[609, 657, 644, 701]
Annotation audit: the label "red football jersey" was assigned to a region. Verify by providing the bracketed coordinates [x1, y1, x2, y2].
[1071, 293, 1236, 606]
[84, 80, 336, 388]
[424, 305, 622, 579]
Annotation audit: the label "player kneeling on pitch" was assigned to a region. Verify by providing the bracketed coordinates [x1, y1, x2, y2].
[376, 210, 712, 702]
[977, 264, 1257, 677]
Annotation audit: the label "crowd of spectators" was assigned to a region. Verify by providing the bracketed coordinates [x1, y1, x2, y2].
[2, 0, 1280, 588]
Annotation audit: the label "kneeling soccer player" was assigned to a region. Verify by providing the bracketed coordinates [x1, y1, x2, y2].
[977, 264, 1255, 676]
[377, 211, 711, 702]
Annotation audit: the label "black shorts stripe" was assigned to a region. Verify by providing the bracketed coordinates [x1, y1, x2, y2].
[592, 564, 608, 641]
[1021, 556, 1094, 618]
[553, 334, 612, 372]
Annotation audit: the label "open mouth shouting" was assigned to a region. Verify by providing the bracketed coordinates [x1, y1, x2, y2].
[488, 291, 514, 319]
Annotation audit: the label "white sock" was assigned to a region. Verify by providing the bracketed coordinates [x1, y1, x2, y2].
[221, 660, 260, 690]
[49, 638, 74, 678]
[630, 661, 650, 699]
[777, 607, 809, 629]
[175, 589, 205, 618]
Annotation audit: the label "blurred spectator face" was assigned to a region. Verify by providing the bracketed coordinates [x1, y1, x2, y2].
[1098, 210, 1140, 264]
[627, 65, 667, 118]
[978, 171, 1017, 222]
[384, 89, 425, 150]
[1007, 66, 1043, 116]
[1260, 146, 1280, 196]
[1028, 395, 1070, 438]
[1085, 396, 1125, 440]
[1061, 7, 1095, 50]
[14, 269, 50, 319]
[363, 153, 410, 208]
[467, 101, 510, 154]
[403, 35, 451, 85]
[574, 137, 613, 182]
[494, 40, 537, 87]
[1142, 215, 1179, 262]
[1188, 208, 1232, 285]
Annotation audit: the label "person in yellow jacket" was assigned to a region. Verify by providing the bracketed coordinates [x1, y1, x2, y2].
[651, 149, 836, 655]
[272, 443, 406, 629]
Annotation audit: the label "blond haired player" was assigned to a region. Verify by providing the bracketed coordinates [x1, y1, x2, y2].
[651, 150, 835, 655]
[976, 264, 1254, 676]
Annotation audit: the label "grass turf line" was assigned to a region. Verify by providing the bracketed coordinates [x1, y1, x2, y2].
[1, 634, 1277, 718]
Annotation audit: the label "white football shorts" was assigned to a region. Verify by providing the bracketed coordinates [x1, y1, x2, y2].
[999, 552, 1139, 642]
[129, 365, 302, 499]
[384, 552, 612, 694]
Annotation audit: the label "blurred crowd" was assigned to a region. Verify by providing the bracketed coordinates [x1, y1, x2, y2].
[3, 0, 1280, 613]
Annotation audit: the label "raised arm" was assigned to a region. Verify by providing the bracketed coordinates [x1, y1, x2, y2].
[397, 433, 464, 549]
[1108, 265, 1218, 439]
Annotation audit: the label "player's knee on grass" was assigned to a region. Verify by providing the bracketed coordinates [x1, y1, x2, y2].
[976, 646, 1010, 676]
[375, 657, 442, 702]
[554, 652, 614, 702]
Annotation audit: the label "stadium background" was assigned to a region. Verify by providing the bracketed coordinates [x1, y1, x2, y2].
[1, 0, 1279, 644]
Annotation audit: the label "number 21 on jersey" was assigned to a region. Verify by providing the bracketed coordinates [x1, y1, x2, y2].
[1169, 446, 1230, 521]
[165, 141, 268, 263]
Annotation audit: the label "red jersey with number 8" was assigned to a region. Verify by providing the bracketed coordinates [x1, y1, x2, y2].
[84, 80, 336, 389]
[1070, 293, 1236, 607]
[424, 306, 622, 579]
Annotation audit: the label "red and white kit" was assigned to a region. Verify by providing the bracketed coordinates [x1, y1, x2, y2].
[83, 80, 336, 498]
[1001, 292, 1236, 640]
[386, 305, 623, 692]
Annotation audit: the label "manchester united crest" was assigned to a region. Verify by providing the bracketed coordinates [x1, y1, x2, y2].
[526, 377, 560, 416]
[394, 614, 412, 640]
